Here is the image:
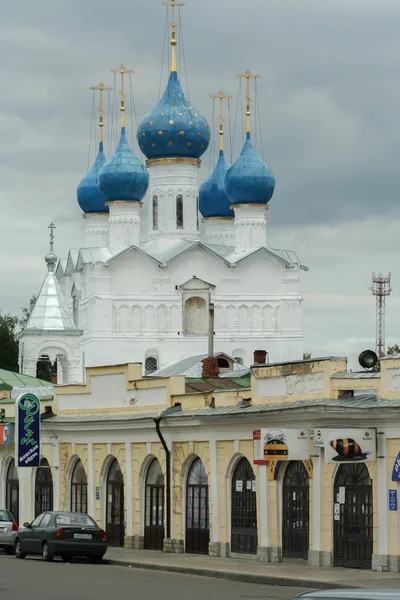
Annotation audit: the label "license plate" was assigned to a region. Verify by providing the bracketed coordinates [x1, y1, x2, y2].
[0, 527, 5, 533]
[74, 533, 92, 539]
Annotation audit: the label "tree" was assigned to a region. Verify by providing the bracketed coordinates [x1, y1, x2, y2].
[303, 352, 312, 360]
[20, 294, 37, 329]
[0, 312, 19, 372]
[387, 345, 400, 356]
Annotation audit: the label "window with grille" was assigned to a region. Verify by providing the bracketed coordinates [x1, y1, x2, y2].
[176, 195, 183, 229]
[152, 195, 158, 230]
[71, 459, 88, 514]
[145, 356, 158, 374]
[234, 357, 244, 365]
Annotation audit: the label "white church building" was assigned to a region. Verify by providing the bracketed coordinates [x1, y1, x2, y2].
[19, 9, 307, 384]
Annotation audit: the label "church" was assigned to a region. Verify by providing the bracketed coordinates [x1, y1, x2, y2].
[18, 1, 306, 384]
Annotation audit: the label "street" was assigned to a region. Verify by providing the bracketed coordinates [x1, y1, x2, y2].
[0, 555, 307, 600]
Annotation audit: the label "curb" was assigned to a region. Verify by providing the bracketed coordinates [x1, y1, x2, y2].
[104, 558, 354, 590]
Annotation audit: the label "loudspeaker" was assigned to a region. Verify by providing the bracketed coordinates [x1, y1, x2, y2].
[358, 350, 378, 369]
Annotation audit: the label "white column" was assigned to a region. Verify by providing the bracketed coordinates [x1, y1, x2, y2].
[18, 468, 27, 525]
[258, 464, 269, 548]
[88, 443, 95, 519]
[108, 201, 142, 253]
[377, 432, 388, 556]
[203, 218, 234, 247]
[83, 213, 109, 247]
[312, 447, 322, 553]
[233, 205, 267, 252]
[125, 441, 133, 538]
[209, 438, 219, 543]
[53, 442, 60, 511]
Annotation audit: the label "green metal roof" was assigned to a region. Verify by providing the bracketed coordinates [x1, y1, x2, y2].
[0, 369, 51, 392]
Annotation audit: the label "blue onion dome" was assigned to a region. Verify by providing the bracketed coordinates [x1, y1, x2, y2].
[99, 128, 149, 202]
[137, 71, 210, 160]
[77, 142, 108, 213]
[225, 132, 275, 205]
[199, 150, 234, 218]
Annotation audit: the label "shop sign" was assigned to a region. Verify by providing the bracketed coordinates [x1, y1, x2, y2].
[0, 424, 13, 445]
[16, 393, 40, 468]
[391, 452, 400, 481]
[253, 430, 266, 465]
[323, 428, 376, 464]
[389, 490, 397, 511]
[261, 428, 310, 461]
[334, 503, 340, 521]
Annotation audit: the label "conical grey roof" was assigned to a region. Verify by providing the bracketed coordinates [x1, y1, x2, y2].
[24, 272, 77, 332]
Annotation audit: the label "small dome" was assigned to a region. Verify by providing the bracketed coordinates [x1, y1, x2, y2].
[77, 142, 108, 213]
[225, 133, 275, 206]
[199, 150, 233, 218]
[137, 71, 210, 160]
[99, 128, 149, 202]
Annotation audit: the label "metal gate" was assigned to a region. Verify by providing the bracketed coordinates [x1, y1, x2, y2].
[106, 459, 125, 547]
[35, 458, 53, 517]
[186, 458, 209, 554]
[334, 463, 373, 569]
[282, 461, 309, 559]
[144, 459, 165, 551]
[231, 457, 257, 554]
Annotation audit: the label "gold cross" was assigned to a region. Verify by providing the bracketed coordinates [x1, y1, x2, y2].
[112, 65, 134, 128]
[237, 70, 260, 133]
[90, 82, 113, 143]
[48, 222, 56, 252]
[162, 0, 185, 72]
[210, 91, 232, 152]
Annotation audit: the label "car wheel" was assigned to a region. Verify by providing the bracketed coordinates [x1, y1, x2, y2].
[91, 554, 104, 564]
[4, 546, 14, 556]
[42, 542, 54, 562]
[15, 540, 26, 559]
[61, 555, 70, 563]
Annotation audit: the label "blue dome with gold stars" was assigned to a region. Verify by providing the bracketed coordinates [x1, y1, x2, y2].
[99, 127, 149, 202]
[77, 142, 108, 213]
[199, 150, 234, 218]
[225, 132, 275, 205]
[137, 71, 210, 160]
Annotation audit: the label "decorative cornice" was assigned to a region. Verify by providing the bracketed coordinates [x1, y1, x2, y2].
[232, 204, 269, 209]
[82, 213, 109, 219]
[146, 157, 201, 167]
[202, 217, 234, 221]
[19, 329, 84, 338]
[105, 200, 143, 206]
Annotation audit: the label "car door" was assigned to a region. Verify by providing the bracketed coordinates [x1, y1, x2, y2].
[34, 513, 52, 553]
[22, 514, 44, 553]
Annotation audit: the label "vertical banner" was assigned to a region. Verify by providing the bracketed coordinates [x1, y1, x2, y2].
[16, 393, 40, 468]
[253, 430, 266, 465]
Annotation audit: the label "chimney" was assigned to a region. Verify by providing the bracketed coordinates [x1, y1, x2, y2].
[202, 301, 219, 378]
[254, 349, 267, 365]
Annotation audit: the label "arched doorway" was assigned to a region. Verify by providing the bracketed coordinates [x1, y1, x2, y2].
[35, 458, 53, 517]
[106, 458, 124, 546]
[71, 459, 88, 514]
[144, 458, 165, 551]
[186, 458, 209, 554]
[282, 461, 309, 559]
[231, 457, 257, 554]
[334, 463, 373, 569]
[6, 459, 19, 522]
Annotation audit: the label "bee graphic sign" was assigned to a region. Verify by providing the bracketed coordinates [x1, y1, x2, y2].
[261, 428, 310, 461]
[323, 429, 376, 464]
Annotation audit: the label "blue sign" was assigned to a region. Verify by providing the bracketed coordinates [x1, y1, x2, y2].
[392, 452, 400, 481]
[16, 393, 40, 468]
[389, 490, 398, 511]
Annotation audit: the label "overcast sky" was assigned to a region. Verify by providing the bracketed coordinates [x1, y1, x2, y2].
[1, 0, 399, 368]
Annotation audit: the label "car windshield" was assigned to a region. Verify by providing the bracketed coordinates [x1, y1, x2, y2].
[0, 510, 12, 522]
[54, 513, 97, 527]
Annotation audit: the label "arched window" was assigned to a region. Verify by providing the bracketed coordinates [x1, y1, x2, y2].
[152, 195, 159, 230]
[6, 459, 19, 522]
[186, 458, 209, 554]
[145, 356, 158, 374]
[36, 355, 52, 382]
[35, 458, 53, 517]
[176, 195, 183, 229]
[217, 357, 230, 369]
[71, 459, 88, 514]
[144, 459, 165, 550]
[234, 357, 244, 365]
[184, 297, 207, 335]
[106, 458, 124, 547]
[282, 462, 309, 559]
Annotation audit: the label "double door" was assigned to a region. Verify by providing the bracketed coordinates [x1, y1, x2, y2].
[334, 485, 373, 569]
[144, 484, 164, 551]
[106, 481, 124, 546]
[282, 462, 309, 560]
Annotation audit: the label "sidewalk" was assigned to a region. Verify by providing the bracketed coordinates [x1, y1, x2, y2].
[105, 547, 400, 590]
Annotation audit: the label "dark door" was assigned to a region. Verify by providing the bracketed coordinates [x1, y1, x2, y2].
[231, 457, 258, 554]
[282, 461, 309, 559]
[144, 459, 165, 550]
[334, 463, 373, 569]
[106, 459, 124, 546]
[6, 459, 19, 523]
[71, 459, 88, 514]
[186, 458, 209, 554]
[35, 458, 53, 517]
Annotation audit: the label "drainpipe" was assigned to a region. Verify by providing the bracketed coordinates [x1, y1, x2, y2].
[154, 416, 171, 539]
[208, 302, 215, 358]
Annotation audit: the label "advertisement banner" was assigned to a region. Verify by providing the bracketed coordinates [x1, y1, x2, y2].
[0, 424, 13, 445]
[261, 428, 310, 461]
[253, 430, 266, 465]
[392, 452, 400, 481]
[16, 393, 40, 468]
[323, 428, 376, 464]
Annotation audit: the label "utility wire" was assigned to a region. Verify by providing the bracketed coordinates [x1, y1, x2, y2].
[255, 78, 265, 161]
[87, 90, 96, 170]
[228, 97, 233, 164]
[209, 97, 215, 173]
[158, 7, 169, 98]
[179, 8, 190, 101]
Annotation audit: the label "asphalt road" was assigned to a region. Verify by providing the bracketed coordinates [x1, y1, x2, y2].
[0, 554, 307, 600]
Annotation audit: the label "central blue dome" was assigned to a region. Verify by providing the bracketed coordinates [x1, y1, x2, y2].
[99, 127, 149, 202]
[225, 133, 275, 205]
[77, 142, 108, 214]
[199, 150, 234, 218]
[137, 71, 210, 160]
